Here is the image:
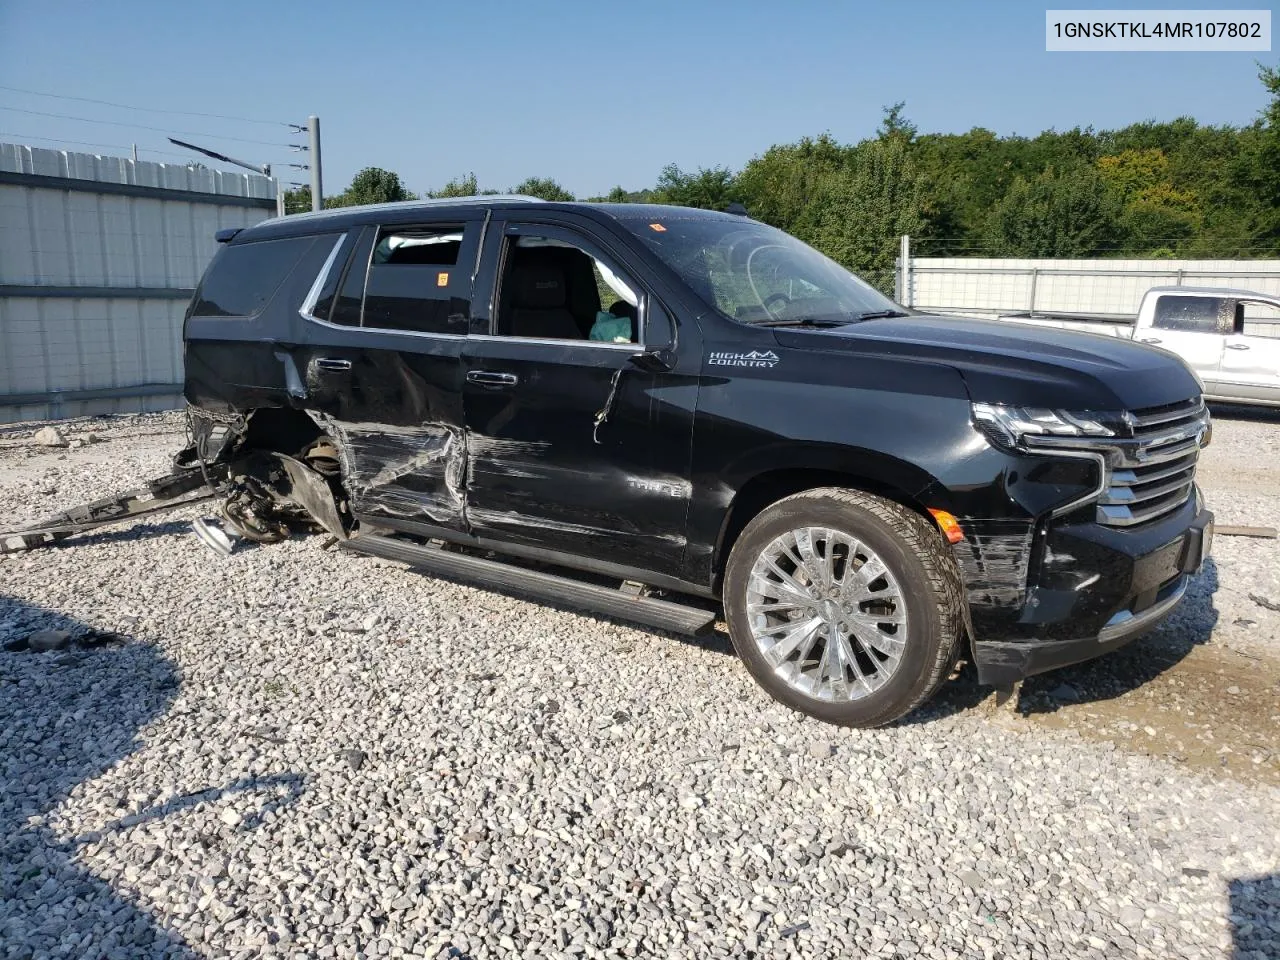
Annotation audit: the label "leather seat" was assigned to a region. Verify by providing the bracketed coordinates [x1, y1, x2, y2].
[503, 252, 582, 340]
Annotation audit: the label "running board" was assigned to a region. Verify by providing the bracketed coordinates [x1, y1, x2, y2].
[342, 533, 717, 636]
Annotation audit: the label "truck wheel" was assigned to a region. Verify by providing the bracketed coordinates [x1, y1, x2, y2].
[723, 487, 965, 727]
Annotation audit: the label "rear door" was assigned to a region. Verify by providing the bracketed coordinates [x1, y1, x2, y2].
[460, 216, 699, 577]
[1134, 294, 1228, 386]
[1219, 299, 1280, 403]
[287, 218, 479, 531]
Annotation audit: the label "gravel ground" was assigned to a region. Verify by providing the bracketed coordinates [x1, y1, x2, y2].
[1, 409, 1278, 960]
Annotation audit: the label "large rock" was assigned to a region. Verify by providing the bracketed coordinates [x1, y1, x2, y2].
[33, 426, 68, 448]
[27, 629, 72, 652]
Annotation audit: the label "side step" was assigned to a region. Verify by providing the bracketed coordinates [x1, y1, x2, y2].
[342, 533, 717, 636]
[0, 465, 222, 554]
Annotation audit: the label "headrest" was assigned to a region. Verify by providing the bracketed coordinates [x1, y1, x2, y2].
[608, 300, 638, 320]
[511, 259, 567, 309]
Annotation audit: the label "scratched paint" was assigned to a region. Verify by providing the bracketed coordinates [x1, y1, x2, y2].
[466, 506, 687, 547]
[952, 520, 1035, 608]
[308, 414, 466, 523]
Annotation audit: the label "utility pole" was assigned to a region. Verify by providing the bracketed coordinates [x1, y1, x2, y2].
[308, 116, 323, 212]
[898, 235, 911, 306]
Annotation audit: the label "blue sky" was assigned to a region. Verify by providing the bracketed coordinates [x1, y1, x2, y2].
[0, 1, 1274, 198]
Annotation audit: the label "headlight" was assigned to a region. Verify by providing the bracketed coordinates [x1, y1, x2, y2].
[971, 402, 1115, 449]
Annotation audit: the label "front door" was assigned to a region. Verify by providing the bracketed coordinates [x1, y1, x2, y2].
[288, 219, 478, 531]
[460, 219, 698, 578]
[1135, 293, 1227, 388]
[1219, 299, 1280, 403]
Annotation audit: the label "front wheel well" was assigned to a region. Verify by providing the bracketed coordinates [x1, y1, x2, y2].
[712, 469, 935, 592]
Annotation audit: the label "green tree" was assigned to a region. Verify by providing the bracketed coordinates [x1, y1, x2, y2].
[426, 172, 500, 198]
[652, 164, 742, 210]
[1097, 149, 1202, 249]
[342, 166, 414, 205]
[512, 176, 574, 201]
[982, 163, 1123, 257]
[1247, 62, 1280, 248]
[809, 137, 928, 293]
[736, 134, 849, 239]
[878, 101, 917, 144]
[283, 185, 312, 215]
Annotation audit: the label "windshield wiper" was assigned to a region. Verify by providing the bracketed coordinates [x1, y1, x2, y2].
[852, 309, 909, 321]
[752, 316, 851, 328]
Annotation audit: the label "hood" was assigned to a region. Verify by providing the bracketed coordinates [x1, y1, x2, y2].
[773, 313, 1201, 411]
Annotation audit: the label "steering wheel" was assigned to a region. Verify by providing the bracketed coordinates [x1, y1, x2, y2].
[763, 292, 792, 316]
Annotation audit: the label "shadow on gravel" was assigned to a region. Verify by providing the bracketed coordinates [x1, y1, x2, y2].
[1016, 556, 1221, 714]
[913, 558, 1223, 722]
[0, 596, 196, 959]
[42, 520, 196, 551]
[1207, 401, 1280, 425]
[1229, 872, 1280, 958]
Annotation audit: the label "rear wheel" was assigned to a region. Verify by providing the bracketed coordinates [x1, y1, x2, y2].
[723, 487, 964, 727]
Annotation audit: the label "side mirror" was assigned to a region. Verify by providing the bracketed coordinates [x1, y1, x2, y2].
[631, 300, 676, 372]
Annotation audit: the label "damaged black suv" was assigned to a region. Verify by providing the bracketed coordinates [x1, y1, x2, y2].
[181, 196, 1214, 727]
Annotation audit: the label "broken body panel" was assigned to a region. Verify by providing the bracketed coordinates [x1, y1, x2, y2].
[170, 200, 1213, 684]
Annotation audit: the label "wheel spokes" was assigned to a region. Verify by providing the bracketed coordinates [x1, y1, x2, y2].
[746, 525, 908, 704]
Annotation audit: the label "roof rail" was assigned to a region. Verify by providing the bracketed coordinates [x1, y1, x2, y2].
[274, 194, 546, 224]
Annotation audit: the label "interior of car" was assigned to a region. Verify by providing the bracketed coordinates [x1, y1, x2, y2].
[496, 238, 639, 342]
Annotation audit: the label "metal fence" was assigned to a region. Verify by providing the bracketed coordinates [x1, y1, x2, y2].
[0, 143, 279, 423]
[898, 249, 1280, 337]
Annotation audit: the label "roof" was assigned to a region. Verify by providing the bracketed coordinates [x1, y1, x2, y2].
[272, 194, 545, 226]
[236, 196, 750, 242]
[1145, 285, 1278, 301]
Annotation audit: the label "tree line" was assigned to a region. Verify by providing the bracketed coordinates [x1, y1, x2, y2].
[286, 64, 1280, 293]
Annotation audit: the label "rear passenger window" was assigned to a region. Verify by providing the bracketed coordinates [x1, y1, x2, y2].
[362, 224, 472, 333]
[322, 229, 376, 327]
[192, 237, 314, 317]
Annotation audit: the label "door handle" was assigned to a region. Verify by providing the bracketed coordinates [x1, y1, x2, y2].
[1226, 342, 1251, 351]
[1139, 337, 1162, 344]
[467, 370, 518, 387]
[315, 357, 353, 372]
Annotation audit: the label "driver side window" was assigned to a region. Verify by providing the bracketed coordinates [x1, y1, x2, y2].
[494, 232, 641, 344]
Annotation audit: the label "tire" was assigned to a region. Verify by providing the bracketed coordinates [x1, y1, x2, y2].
[723, 487, 965, 727]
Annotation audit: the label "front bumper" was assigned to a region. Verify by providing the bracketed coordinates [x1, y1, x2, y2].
[968, 503, 1213, 686]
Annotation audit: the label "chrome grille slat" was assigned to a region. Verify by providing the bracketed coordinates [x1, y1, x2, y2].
[1100, 473, 1196, 506]
[1128, 397, 1204, 431]
[1098, 484, 1194, 526]
[1110, 453, 1198, 487]
[1095, 398, 1207, 528]
[1130, 436, 1201, 467]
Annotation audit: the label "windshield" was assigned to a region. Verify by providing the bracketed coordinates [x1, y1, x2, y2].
[618, 214, 902, 324]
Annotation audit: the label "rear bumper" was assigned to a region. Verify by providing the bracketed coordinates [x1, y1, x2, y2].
[968, 504, 1212, 686]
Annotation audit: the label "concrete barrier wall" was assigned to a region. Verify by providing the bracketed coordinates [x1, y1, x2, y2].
[0, 143, 278, 423]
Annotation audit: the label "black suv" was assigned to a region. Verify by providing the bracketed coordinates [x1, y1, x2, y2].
[182, 197, 1214, 726]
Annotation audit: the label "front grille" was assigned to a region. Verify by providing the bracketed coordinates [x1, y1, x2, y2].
[1097, 397, 1207, 527]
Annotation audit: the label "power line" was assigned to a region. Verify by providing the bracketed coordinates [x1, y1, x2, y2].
[0, 84, 288, 126]
[0, 105, 293, 147]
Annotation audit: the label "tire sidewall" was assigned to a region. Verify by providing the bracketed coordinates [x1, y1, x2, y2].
[724, 492, 947, 727]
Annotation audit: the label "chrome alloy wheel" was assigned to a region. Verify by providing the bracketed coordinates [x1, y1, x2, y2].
[744, 526, 908, 701]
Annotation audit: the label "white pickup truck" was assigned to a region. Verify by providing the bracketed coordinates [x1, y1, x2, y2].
[995, 286, 1280, 408]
